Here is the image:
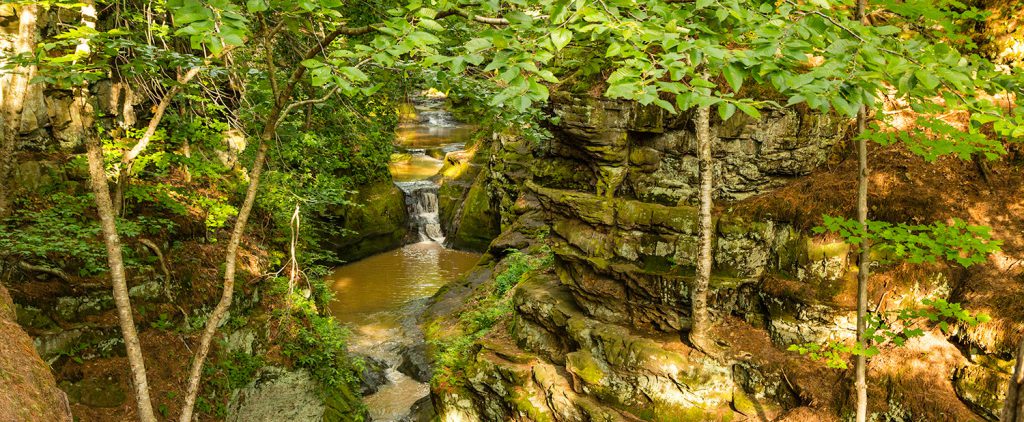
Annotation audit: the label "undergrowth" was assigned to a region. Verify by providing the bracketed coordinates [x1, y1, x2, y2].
[429, 247, 552, 389]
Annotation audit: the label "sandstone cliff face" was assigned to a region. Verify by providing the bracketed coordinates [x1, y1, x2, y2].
[428, 93, 1015, 421]
[0, 283, 72, 422]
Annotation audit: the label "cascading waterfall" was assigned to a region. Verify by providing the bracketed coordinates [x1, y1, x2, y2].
[396, 179, 445, 243]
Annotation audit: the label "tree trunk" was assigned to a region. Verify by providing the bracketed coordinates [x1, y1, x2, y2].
[75, 3, 157, 420]
[0, 4, 38, 217]
[689, 103, 714, 351]
[1004, 339, 1024, 422]
[854, 2, 870, 421]
[177, 27, 348, 420]
[854, 109, 869, 422]
[81, 91, 158, 422]
[178, 122, 273, 422]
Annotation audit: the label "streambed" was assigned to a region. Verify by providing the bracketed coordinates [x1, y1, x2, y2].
[326, 92, 480, 421]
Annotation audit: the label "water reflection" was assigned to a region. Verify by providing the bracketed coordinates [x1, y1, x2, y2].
[327, 242, 480, 327]
[389, 154, 445, 183]
[395, 124, 477, 148]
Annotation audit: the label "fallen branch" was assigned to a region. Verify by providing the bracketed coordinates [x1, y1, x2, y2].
[137, 238, 172, 299]
[18, 261, 70, 282]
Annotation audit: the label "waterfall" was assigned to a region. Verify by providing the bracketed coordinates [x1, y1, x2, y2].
[396, 180, 445, 243]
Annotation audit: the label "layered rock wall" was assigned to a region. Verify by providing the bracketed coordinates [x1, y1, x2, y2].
[427, 93, 1011, 421]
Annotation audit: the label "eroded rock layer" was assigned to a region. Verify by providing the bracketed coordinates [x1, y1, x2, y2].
[426, 93, 1017, 421]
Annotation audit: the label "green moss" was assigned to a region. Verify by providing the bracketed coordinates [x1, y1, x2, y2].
[450, 175, 501, 251]
[804, 238, 850, 261]
[325, 181, 407, 262]
[322, 382, 368, 422]
[510, 389, 553, 422]
[717, 213, 769, 236]
[566, 351, 608, 386]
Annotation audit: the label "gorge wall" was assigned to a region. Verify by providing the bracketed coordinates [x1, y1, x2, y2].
[428, 92, 1022, 421]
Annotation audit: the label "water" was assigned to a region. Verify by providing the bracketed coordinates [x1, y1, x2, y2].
[394, 93, 475, 152]
[397, 181, 445, 243]
[328, 244, 479, 325]
[389, 152, 445, 183]
[326, 244, 480, 421]
[325, 91, 480, 421]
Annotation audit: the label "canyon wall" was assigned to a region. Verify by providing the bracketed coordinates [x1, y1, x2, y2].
[429, 93, 1021, 421]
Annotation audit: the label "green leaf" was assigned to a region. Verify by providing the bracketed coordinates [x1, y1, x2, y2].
[300, 59, 324, 68]
[408, 31, 441, 46]
[550, 28, 572, 51]
[718, 102, 736, 121]
[465, 38, 492, 53]
[653, 98, 676, 114]
[735, 102, 760, 119]
[246, 0, 268, 12]
[606, 42, 623, 58]
[722, 64, 743, 92]
[914, 69, 941, 91]
[340, 66, 368, 82]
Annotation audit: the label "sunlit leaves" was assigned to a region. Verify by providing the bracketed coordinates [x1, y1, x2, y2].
[550, 28, 572, 51]
[167, 0, 248, 56]
[789, 297, 992, 369]
[815, 215, 1002, 267]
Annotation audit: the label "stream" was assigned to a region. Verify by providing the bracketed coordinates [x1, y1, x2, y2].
[326, 92, 480, 421]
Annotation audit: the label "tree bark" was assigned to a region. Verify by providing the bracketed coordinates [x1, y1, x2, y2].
[75, 3, 157, 420]
[177, 126, 270, 422]
[0, 4, 38, 217]
[689, 102, 714, 351]
[81, 90, 158, 422]
[854, 108, 869, 422]
[854, 2, 870, 421]
[1004, 339, 1024, 422]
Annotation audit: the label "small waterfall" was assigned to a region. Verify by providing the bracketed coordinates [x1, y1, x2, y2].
[417, 110, 459, 127]
[396, 180, 445, 243]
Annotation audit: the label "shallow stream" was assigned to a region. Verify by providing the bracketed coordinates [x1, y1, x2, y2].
[325, 92, 479, 421]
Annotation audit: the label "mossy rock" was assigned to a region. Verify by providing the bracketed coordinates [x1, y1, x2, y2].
[449, 174, 501, 251]
[61, 377, 126, 408]
[322, 381, 369, 422]
[323, 181, 408, 262]
[566, 350, 609, 386]
[953, 361, 1010, 421]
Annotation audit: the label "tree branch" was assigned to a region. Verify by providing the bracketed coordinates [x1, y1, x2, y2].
[275, 85, 339, 128]
[17, 261, 70, 282]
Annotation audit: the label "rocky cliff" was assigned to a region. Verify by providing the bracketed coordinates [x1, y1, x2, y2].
[426, 93, 1021, 421]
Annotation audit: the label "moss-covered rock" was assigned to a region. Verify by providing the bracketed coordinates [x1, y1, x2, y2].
[448, 174, 500, 251]
[227, 366, 366, 422]
[322, 181, 408, 262]
[953, 358, 1011, 421]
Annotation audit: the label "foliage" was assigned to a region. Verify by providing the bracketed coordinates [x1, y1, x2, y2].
[495, 247, 553, 296]
[429, 247, 552, 388]
[272, 276, 361, 390]
[0, 193, 108, 275]
[815, 215, 1002, 267]
[196, 349, 265, 418]
[789, 298, 991, 369]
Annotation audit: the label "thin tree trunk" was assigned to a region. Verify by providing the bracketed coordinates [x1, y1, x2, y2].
[689, 102, 714, 351]
[0, 4, 38, 217]
[178, 26, 349, 420]
[75, 3, 157, 420]
[178, 132, 270, 422]
[1003, 339, 1024, 422]
[81, 91, 158, 422]
[854, 109, 869, 422]
[854, 2, 869, 421]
